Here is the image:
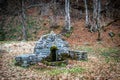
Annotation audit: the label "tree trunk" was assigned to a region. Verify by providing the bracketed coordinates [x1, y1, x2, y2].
[97, 0, 101, 28]
[92, 0, 102, 40]
[50, 0, 58, 28]
[97, 0, 102, 40]
[21, 0, 27, 41]
[0, 16, 6, 40]
[84, 0, 89, 27]
[65, 0, 71, 31]
[93, 0, 98, 31]
[97, 29, 102, 41]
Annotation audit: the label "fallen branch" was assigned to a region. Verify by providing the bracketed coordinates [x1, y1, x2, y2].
[26, 4, 43, 9]
[102, 18, 120, 28]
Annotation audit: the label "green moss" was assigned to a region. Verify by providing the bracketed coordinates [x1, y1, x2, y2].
[64, 27, 73, 38]
[68, 67, 85, 73]
[64, 33, 71, 38]
[48, 67, 85, 76]
[50, 46, 58, 51]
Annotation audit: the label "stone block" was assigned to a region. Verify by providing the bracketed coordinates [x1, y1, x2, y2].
[15, 54, 41, 67]
[69, 50, 87, 60]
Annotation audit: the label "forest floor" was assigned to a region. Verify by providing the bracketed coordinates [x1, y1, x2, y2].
[0, 19, 120, 80]
[0, 41, 120, 80]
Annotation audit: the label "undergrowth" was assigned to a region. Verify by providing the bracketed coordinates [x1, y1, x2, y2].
[101, 48, 120, 63]
[48, 67, 85, 76]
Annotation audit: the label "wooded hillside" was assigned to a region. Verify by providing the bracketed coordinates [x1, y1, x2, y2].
[0, 0, 120, 47]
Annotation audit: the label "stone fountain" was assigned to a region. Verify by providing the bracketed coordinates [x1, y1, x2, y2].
[15, 31, 87, 67]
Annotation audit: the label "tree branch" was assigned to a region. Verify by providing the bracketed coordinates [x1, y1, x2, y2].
[102, 18, 120, 28]
[26, 4, 43, 9]
[16, 3, 43, 15]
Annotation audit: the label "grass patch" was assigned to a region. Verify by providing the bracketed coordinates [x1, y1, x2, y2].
[64, 32, 71, 38]
[101, 48, 120, 62]
[78, 46, 94, 53]
[48, 67, 85, 76]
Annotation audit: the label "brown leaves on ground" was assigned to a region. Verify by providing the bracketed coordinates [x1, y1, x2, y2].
[0, 42, 120, 80]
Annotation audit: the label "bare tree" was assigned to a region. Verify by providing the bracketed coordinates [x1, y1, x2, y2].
[97, 0, 102, 40]
[92, 0, 102, 40]
[65, 0, 71, 31]
[0, 15, 6, 40]
[21, 0, 27, 41]
[84, 0, 89, 27]
[85, 0, 102, 40]
[50, 0, 58, 28]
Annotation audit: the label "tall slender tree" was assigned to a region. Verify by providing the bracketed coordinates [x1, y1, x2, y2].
[84, 0, 102, 40]
[92, 0, 101, 29]
[97, 0, 102, 40]
[84, 0, 89, 27]
[0, 15, 6, 40]
[21, 0, 27, 41]
[50, 0, 58, 28]
[65, 0, 71, 31]
[93, 0, 102, 40]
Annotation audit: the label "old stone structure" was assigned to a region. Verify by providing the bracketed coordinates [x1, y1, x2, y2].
[34, 31, 70, 57]
[15, 31, 87, 67]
